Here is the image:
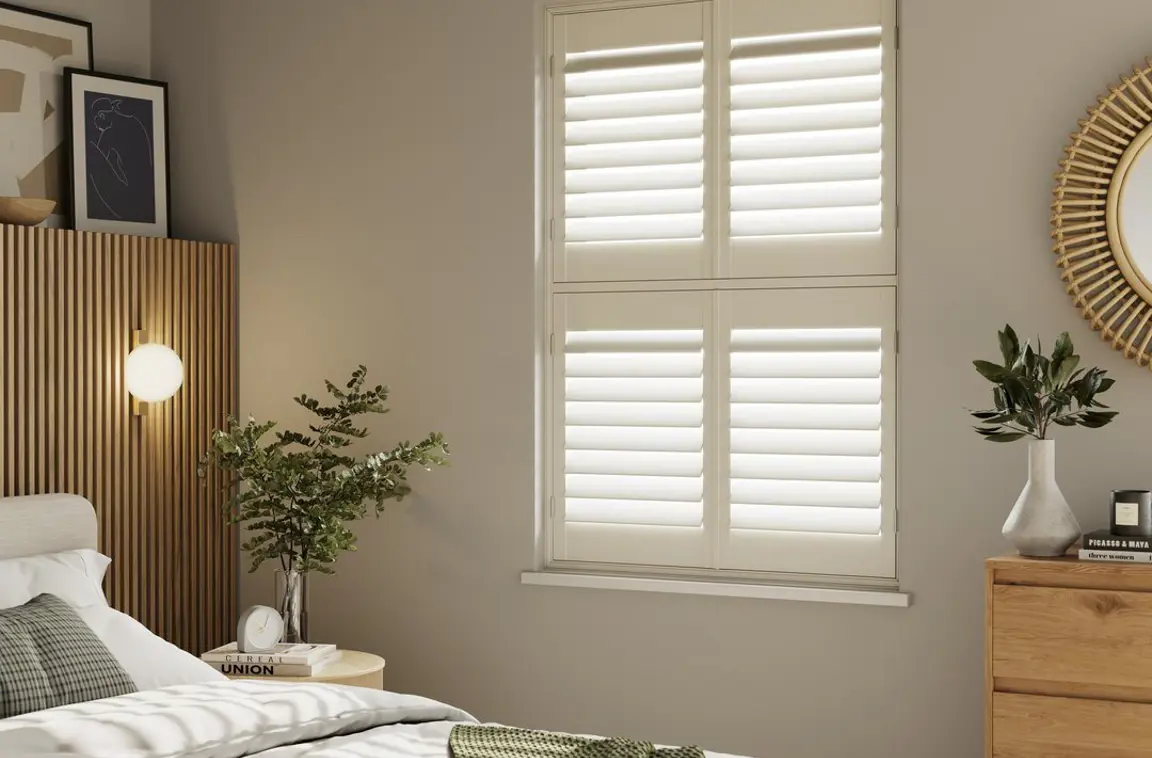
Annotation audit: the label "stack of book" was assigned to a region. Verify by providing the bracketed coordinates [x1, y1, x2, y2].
[1079, 529, 1152, 563]
[201, 642, 339, 677]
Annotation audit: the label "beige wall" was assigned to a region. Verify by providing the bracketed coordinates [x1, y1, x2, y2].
[151, 1, 1152, 755]
[19, 0, 150, 77]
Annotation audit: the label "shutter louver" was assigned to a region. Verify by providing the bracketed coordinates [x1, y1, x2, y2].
[565, 329, 705, 528]
[555, 3, 709, 282]
[731, 29, 882, 238]
[728, 327, 883, 536]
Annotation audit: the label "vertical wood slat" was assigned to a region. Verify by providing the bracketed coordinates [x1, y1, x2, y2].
[0, 224, 238, 653]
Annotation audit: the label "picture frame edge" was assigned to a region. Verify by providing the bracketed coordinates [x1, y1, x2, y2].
[64, 70, 171, 239]
[62, 67, 79, 232]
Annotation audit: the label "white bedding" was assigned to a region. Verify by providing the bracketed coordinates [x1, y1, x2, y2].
[0, 681, 743, 758]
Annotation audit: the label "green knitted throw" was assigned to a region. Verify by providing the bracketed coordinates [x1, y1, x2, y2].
[449, 724, 705, 758]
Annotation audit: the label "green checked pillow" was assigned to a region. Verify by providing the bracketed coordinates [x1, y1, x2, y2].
[0, 593, 136, 718]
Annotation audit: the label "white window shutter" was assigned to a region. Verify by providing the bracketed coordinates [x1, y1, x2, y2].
[545, 0, 899, 585]
[552, 291, 712, 568]
[719, 287, 896, 578]
[726, 0, 896, 279]
[552, 2, 711, 283]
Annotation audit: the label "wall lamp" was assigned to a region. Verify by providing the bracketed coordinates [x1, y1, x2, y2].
[127, 330, 183, 415]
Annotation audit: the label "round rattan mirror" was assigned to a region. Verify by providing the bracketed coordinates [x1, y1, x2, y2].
[1053, 59, 1152, 370]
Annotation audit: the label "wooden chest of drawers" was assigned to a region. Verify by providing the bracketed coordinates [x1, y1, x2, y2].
[987, 555, 1152, 757]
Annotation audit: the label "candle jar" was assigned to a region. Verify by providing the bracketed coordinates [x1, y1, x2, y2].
[1111, 490, 1152, 537]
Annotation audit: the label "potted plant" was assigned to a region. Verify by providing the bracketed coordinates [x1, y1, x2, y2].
[970, 326, 1117, 556]
[199, 366, 449, 641]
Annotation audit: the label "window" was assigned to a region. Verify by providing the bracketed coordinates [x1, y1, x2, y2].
[544, 0, 898, 585]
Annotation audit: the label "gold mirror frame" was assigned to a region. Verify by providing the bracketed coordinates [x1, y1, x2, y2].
[1053, 58, 1152, 370]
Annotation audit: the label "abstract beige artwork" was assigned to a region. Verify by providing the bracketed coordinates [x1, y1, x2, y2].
[0, 4, 90, 220]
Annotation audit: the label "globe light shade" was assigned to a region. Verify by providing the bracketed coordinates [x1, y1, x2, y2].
[125, 343, 184, 402]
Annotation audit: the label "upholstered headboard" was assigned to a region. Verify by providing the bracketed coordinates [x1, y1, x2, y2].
[0, 494, 98, 560]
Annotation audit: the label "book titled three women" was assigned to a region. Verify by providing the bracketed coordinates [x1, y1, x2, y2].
[1079, 549, 1152, 563]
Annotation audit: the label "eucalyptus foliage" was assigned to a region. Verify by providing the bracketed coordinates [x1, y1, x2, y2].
[198, 366, 449, 574]
[970, 325, 1117, 442]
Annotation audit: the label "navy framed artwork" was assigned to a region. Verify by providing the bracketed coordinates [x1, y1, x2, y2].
[0, 3, 92, 226]
[64, 69, 169, 237]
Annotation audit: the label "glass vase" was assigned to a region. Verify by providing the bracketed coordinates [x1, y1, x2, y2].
[274, 569, 307, 643]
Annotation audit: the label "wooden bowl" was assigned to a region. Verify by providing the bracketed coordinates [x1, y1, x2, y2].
[0, 197, 56, 226]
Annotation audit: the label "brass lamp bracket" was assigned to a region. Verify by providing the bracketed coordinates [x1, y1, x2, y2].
[132, 329, 149, 417]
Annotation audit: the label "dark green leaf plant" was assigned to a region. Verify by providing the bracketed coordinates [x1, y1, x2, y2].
[198, 366, 449, 575]
[970, 325, 1117, 443]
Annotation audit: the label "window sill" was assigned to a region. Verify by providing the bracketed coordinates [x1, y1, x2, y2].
[520, 570, 911, 607]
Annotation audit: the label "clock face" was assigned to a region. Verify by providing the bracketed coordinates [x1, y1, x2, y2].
[237, 605, 284, 653]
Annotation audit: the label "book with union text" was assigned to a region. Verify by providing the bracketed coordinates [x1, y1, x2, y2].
[201, 642, 337, 666]
[207, 651, 338, 677]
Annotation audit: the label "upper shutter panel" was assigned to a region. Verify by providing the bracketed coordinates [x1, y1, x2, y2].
[553, 291, 710, 568]
[554, 2, 710, 283]
[727, 0, 895, 279]
[720, 287, 895, 578]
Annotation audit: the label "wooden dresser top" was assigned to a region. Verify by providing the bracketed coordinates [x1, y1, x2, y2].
[987, 554, 1152, 591]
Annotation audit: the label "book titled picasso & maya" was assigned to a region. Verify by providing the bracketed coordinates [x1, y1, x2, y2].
[1083, 529, 1152, 551]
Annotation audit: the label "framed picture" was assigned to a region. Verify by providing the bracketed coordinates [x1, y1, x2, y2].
[0, 2, 92, 225]
[64, 69, 169, 237]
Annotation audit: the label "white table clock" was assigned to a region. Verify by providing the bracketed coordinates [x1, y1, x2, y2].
[237, 605, 284, 653]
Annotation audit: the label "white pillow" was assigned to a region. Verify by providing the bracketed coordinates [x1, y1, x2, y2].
[0, 549, 110, 610]
[77, 605, 226, 690]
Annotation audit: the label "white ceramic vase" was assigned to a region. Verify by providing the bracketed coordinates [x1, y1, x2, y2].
[1002, 439, 1081, 557]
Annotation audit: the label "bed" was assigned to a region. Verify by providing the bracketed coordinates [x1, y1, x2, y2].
[0, 495, 745, 758]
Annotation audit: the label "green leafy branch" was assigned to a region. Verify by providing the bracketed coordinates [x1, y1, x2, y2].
[198, 366, 449, 574]
[970, 325, 1117, 442]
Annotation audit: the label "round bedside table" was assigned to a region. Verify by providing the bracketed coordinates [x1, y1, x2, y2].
[223, 650, 385, 689]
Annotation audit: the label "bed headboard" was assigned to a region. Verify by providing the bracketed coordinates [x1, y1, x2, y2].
[0, 494, 98, 560]
[1, 226, 238, 652]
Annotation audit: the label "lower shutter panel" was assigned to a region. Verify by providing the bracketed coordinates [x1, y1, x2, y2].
[554, 292, 710, 567]
[721, 288, 895, 578]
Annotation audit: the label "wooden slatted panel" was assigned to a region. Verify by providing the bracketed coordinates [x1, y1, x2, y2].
[0, 224, 237, 654]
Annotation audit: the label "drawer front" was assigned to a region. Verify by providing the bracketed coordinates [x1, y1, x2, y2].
[993, 584, 1152, 687]
[994, 693, 1152, 757]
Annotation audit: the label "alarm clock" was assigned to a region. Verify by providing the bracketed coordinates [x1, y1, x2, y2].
[237, 605, 284, 653]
